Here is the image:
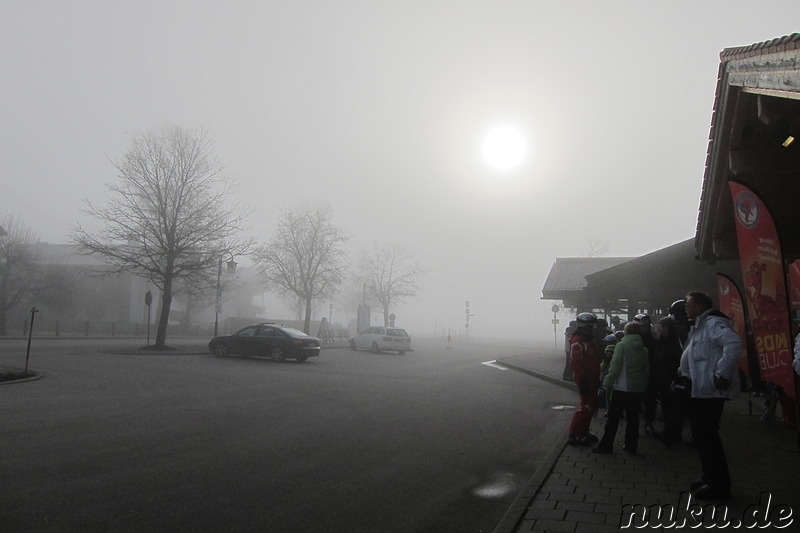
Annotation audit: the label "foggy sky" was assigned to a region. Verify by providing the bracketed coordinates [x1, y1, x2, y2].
[3, 1, 799, 341]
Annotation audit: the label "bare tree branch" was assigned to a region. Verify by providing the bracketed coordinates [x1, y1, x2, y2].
[255, 205, 349, 333]
[585, 238, 610, 258]
[0, 213, 42, 335]
[360, 242, 428, 327]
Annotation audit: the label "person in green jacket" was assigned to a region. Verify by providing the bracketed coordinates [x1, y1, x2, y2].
[593, 321, 650, 454]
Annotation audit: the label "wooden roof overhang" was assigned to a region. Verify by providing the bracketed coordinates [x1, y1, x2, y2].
[696, 33, 800, 263]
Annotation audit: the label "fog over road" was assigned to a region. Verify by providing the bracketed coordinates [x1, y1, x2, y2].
[1, 338, 574, 532]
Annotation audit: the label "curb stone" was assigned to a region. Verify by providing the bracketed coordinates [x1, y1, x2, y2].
[0, 372, 44, 385]
[493, 434, 569, 533]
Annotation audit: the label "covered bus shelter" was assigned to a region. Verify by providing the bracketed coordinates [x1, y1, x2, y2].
[583, 239, 741, 321]
[541, 240, 740, 326]
[694, 33, 800, 435]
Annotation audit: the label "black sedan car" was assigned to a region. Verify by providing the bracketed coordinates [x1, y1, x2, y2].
[208, 323, 321, 362]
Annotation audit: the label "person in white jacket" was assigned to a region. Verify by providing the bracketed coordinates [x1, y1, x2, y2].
[679, 291, 741, 501]
[794, 330, 800, 376]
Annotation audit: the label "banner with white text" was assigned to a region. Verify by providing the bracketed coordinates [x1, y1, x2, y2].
[728, 181, 794, 398]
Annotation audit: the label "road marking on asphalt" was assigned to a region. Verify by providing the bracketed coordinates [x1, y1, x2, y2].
[481, 360, 507, 370]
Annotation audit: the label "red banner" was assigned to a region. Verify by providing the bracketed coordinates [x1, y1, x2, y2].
[716, 273, 749, 374]
[729, 181, 794, 398]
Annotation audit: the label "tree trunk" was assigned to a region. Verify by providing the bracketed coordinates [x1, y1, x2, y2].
[383, 295, 391, 327]
[155, 277, 173, 347]
[303, 295, 312, 334]
[0, 269, 8, 336]
[0, 283, 7, 337]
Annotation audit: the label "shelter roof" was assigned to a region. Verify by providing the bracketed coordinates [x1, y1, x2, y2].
[541, 257, 632, 301]
[586, 240, 698, 286]
[584, 239, 741, 310]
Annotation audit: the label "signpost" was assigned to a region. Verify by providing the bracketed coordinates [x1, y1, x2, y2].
[465, 300, 474, 343]
[25, 307, 38, 373]
[145, 290, 152, 347]
[551, 304, 561, 349]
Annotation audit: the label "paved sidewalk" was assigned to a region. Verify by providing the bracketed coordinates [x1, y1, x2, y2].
[495, 351, 800, 532]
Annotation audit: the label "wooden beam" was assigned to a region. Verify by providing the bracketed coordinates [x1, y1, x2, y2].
[744, 87, 800, 102]
[729, 149, 800, 176]
[727, 51, 800, 93]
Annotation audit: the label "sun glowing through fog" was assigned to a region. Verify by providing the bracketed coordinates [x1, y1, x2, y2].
[481, 125, 527, 172]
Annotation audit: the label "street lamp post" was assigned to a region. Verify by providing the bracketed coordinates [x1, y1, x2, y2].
[214, 256, 237, 337]
[465, 300, 474, 344]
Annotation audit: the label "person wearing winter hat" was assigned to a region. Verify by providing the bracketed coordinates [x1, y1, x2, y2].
[592, 321, 650, 454]
[567, 312, 602, 446]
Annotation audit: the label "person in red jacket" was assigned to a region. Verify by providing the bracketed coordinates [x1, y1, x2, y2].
[567, 312, 602, 446]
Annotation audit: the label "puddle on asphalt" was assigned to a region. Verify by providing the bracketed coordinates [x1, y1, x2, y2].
[470, 472, 517, 499]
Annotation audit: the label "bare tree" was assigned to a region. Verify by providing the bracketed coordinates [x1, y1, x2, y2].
[585, 238, 610, 257]
[0, 213, 42, 336]
[72, 126, 251, 347]
[361, 242, 427, 327]
[255, 205, 349, 333]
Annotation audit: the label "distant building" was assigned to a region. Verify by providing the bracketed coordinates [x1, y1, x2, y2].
[5, 242, 259, 336]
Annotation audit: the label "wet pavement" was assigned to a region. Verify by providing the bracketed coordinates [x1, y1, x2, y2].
[493, 351, 800, 532]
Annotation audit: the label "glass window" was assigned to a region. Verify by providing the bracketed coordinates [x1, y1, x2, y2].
[277, 327, 306, 337]
[260, 327, 279, 337]
[238, 326, 258, 337]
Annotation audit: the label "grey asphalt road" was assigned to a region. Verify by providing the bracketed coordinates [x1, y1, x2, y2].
[1, 337, 575, 532]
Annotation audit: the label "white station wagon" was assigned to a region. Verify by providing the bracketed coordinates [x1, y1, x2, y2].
[349, 326, 412, 354]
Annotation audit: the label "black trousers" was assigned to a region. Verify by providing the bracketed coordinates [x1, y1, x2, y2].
[662, 379, 693, 443]
[599, 390, 644, 451]
[689, 398, 731, 489]
[643, 380, 658, 425]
